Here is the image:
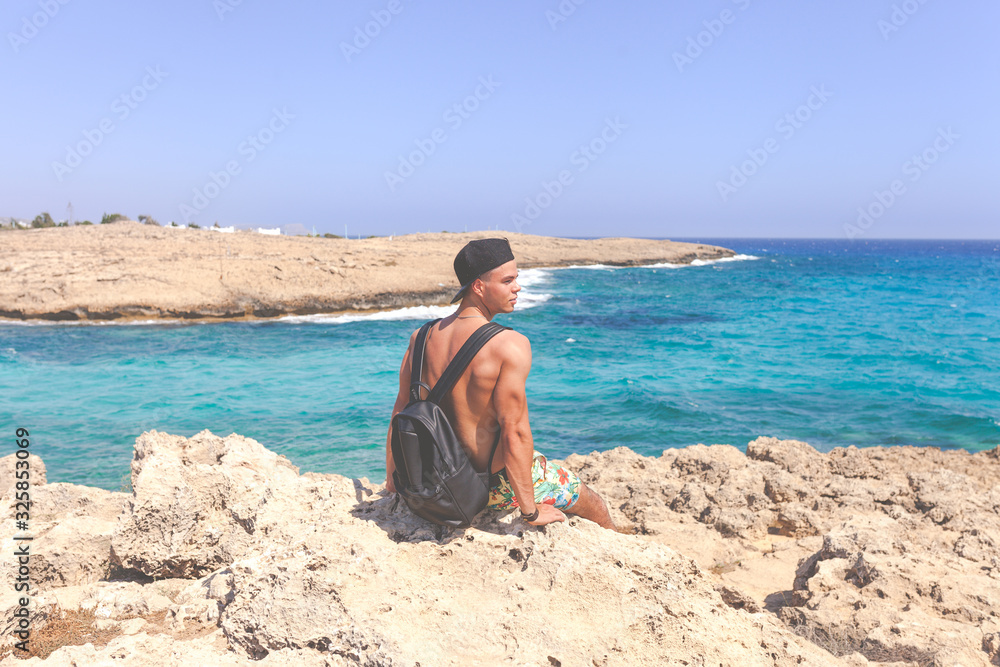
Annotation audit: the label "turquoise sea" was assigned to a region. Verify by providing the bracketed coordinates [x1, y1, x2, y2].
[2, 238, 998, 490]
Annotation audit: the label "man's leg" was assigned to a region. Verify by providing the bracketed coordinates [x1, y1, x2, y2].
[510, 452, 618, 531]
[565, 482, 617, 531]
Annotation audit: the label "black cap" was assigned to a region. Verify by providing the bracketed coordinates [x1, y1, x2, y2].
[451, 238, 515, 303]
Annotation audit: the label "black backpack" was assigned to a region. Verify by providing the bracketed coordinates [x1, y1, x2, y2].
[390, 318, 509, 527]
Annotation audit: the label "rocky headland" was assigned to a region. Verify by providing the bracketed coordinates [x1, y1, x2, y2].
[2, 431, 998, 665]
[0, 223, 734, 323]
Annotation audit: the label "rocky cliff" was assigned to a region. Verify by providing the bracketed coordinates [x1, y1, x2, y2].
[2, 431, 997, 666]
[0, 225, 734, 322]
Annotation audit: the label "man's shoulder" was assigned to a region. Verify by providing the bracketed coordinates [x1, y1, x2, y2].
[495, 326, 529, 345]
[491, 328, 530, 360]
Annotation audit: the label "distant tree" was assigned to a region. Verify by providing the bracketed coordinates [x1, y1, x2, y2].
[323, 233, 343, 239]
[57, 221, 69, 227]
[31, 212, 55, 228]
[170, 222, 179, 227]
[100, 213, 128, 224]
[76, 220, 93, 226]
[189, 223, 201, 229]
[138, 214, 160, 226]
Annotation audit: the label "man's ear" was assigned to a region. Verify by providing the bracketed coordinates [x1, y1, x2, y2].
[472, 277, 486, 298]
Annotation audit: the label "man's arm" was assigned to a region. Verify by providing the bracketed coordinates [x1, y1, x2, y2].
[385, 330, 418, 494]
[492, 333, 565, 526]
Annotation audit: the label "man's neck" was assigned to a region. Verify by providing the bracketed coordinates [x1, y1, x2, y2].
[455, 303, 494, 321]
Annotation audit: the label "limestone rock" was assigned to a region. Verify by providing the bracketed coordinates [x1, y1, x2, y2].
[80, 582, 172, 619]
[166, 569, 235, 631]
[568, 438, 1000, 666]
[2, 630, 345, 666]
[0, 452, 45, 494]
[1, 483, 128, 589]
[0, 593, 55, 650]
[746, 436, 830, 478]
[7, 432, 999, 666]
[110, 429, 303, 578]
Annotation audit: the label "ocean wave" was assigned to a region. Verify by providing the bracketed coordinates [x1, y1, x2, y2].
[2, 257, 754, 328]
[646, 254, 760, 269]
[550, 254, 759, 271]
[0, 299, 554, 328]
[275, 276, 552, 325]
[0, 270, 555, 328]
[275, 305, 459, 325]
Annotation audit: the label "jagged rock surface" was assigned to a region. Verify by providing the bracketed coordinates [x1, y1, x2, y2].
[566, 436, 1000, 666]
[3, 433, 998, 666]
[0, 452, 45, 495]
[1, 474, 127, 591]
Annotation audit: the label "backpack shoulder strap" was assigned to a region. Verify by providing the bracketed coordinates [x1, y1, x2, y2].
[427, 321, 510, 405]
[408, 319, 440, 403]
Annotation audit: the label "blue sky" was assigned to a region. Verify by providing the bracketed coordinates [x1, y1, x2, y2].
[2, 1, 997, 239]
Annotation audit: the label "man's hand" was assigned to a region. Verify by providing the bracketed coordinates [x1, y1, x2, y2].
[386, 476, 396, 494]
[525, 504, 566, 526]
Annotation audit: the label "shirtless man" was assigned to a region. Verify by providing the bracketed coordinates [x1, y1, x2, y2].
[384, 238, 616, 530]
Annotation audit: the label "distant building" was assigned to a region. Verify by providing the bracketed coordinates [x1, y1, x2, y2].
[255, 227, 282, 235]
[210, 225, 236, 233]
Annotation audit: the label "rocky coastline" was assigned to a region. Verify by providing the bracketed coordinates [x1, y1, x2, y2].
[2, 431, 998, 665]
[0, 223, 735, 323]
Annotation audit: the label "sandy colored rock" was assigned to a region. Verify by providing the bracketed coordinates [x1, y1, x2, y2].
[0, 222, 735, 322]
[79, 582, 172, 620]
[109, 429, 303, 578]
[3, 630, 344, 666]
[2, 483, 127, 590]
[6, 433, 1000, 665]
[0, 594, 55, 651]
[0, 452, 45, 494]
[100, 429, 839, 666]
[569, 439, 1000, 666]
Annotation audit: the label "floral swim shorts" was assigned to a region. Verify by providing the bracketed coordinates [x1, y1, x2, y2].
[487, 451, 582, 511]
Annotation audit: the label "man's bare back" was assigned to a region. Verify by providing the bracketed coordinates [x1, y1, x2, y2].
[400, 318, 523, 476]
[385, 239, 616, 530]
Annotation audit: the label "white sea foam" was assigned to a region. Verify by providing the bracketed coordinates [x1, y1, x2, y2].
[275, 305, 458, 325]
[645, 254, 760, 269]
[0, 257, 751, 328]
[549, 254, 759, 271]
[275, 269, 552, 325]
[559, 263, 619, 270]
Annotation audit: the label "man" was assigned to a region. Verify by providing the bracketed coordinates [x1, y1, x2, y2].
[385, 238, 616, 530]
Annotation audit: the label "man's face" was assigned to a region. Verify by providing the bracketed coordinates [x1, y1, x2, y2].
[476, 260, 521, 313]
